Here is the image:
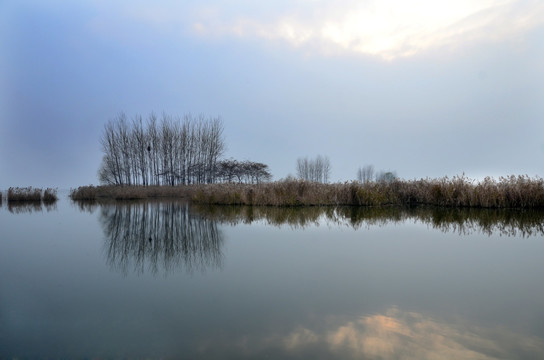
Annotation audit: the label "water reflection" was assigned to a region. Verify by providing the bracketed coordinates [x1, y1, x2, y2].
[71, 200, 99, 214]
[100, 201, 223, 275]
[7, 201, 57, 214]
[193, 205, 544, 237]
[181, 306, 544, 359]
[271, 307, 544, 359]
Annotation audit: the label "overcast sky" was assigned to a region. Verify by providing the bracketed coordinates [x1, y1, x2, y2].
[1, 0, 544, 189]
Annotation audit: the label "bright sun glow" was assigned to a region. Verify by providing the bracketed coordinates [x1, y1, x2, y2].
[188, 0, 544, 60]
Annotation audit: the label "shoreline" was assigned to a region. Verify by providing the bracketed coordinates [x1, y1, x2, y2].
[68, 175, 544, 209]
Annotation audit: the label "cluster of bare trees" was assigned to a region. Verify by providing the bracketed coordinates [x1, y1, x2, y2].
[296, 155, 331, 183]
[357, 165, 375, 183]
[357, 165, 398, 183]
[99, 113, 226, 185]
[216, 159, 272, 184]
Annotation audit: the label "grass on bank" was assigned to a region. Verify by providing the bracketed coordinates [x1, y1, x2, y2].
[70, 185, 193, 201]
[70, 175, 544, 209]
[7, 187, 58, 202]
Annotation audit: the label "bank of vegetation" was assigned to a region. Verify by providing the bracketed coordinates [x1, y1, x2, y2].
[70, 185, 192, 200]
[191, 175, 544, 208]
[71, 175, 544, 209]
[69, 112, 544, 209]
[7, 187, 58, 202]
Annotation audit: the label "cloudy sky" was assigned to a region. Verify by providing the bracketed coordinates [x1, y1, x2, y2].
[1, 0, 544, 189]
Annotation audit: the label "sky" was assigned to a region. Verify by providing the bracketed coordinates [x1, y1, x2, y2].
[1, 0, 544, 189]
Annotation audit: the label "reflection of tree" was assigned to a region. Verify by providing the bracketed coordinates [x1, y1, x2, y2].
[192, 205, 544, 237]
[100, 201, 223, 275]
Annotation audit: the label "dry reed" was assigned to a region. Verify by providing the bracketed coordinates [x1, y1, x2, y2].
[191, 175, 544, 208]
[43, 188, 58, 202]
[70, 185, 194, 201]
[8, 187, 42, 202]
[69, 175, 544, 209]
[7, 187, 59, 203]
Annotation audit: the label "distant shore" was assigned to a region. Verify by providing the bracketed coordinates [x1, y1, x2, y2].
[69, 175, 544, 208]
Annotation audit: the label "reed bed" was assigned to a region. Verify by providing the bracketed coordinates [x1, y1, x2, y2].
[7, 187, 58, 203]
[43, 188, 58, 202]
[70, 185, 194, 201]
[191, 175, 544, 208]
[70, 175, 544, 209]
[8, 187, 43, 202]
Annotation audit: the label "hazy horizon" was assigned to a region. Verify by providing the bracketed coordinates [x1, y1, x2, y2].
[2, 0, 544, 189]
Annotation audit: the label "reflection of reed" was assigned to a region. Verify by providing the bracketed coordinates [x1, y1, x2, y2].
[7, 201, 57, 214]
[193, 205, 544, 237]
[100, 201, 223, 275]
[72, 200, 99, 214]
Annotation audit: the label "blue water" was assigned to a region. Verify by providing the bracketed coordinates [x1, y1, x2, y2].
[1, 196, 543, 359]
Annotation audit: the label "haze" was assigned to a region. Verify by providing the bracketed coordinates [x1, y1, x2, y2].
[1, 0, 543, 189]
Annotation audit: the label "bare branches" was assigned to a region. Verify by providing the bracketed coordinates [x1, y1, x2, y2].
[98, 113, 226, 186]
[357, 165, 374, 183]
[296, 155, 331, 183]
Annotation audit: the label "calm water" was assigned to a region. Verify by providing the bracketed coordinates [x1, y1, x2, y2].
[1, 194, 544, 359]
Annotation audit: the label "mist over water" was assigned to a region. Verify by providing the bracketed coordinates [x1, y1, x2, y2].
[1, 196, 544, 358]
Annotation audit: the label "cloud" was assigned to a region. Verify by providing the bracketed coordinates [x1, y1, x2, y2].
[189, 0, 544, 60]
[83, 1, 544, 59]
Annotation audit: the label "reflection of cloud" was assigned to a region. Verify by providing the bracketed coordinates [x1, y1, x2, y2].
[194, 306, 544, 358]
[279, 307, 544, 359]
[284, 327, 320, 350]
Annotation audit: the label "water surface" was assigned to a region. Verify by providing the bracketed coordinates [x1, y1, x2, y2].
[1, 196, 544, 359]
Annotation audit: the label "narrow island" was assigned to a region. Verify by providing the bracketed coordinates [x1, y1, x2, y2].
[67, 112, 544, 209]
[6, 187, 58, 203]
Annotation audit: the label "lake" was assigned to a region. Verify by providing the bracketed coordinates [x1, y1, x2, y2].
[1, 194, 544, 359]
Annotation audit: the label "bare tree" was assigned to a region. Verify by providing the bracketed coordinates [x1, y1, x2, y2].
[98, 112, 227, 186]
[296, 155, 331, 183]
[216, 159, 272, 184]
[357, 165, 374, 183]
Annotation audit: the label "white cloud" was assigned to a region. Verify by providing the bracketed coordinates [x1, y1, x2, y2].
[188, 0, 544, 60]
[84, 0, 544, 59]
